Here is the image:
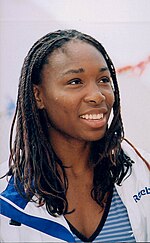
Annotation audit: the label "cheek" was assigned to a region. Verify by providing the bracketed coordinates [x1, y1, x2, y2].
[105, 89, 115, 107]
[56, 96, 71, 113]
[56, 93, 78, 112]
[47, 94, 74, 118]
[54, 97, 68, 112]
[46, 95, 77, 133]
[111, 92, 115, 106]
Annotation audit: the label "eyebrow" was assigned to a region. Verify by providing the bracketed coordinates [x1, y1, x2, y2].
[63, 68, 84, 75]
[99, 67, 109, 72]
[62, 66, 109, 76]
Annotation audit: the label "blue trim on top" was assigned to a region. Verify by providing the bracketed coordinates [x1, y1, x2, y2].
[0, 198, 75, 242]
[1, 176, 28, 209]
[0, 176, 75, 242]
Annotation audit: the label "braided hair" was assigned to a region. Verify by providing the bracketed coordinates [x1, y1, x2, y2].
[8, 29, 133, 216]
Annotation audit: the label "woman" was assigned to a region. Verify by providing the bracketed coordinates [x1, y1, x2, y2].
[0, 29, 150, 242]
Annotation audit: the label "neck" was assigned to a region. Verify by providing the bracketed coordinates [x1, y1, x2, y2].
[50, 133, 92, 176]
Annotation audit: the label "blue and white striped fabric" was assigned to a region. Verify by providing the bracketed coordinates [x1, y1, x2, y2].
[71, 187, 136, 242]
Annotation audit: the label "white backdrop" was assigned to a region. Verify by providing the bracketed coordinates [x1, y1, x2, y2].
[0, 0, 150, 162]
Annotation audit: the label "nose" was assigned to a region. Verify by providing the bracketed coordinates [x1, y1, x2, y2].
[84, 83, 105, 105]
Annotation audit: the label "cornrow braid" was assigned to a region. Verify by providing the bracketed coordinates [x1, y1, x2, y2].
[9, 29, 133, 216]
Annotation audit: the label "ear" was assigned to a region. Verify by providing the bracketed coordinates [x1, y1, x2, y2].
[33, 85, 44, 109]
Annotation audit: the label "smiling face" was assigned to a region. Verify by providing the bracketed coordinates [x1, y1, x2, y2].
[34, 40, 115, 144]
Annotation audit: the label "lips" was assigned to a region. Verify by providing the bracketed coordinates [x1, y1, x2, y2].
[79, 108, 108, 129]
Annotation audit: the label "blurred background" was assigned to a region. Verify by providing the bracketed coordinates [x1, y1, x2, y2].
[0, 0, 150, 163]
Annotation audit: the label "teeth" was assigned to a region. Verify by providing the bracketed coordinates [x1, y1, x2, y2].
[80, 114, 103, 120]
[85, 114, 88, 119]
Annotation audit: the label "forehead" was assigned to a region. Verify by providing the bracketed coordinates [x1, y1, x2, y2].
[46, 40, 107, 67]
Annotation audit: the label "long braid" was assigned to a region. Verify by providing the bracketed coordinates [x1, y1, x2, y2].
[9, 33, 72, 215]
[8, 29, 145, 216]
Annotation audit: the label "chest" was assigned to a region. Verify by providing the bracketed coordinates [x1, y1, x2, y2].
[65, 180, 107, 238]
[67, 187, 136, 242]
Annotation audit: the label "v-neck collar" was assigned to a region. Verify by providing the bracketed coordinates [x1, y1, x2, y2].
[65, 187, 113, 242]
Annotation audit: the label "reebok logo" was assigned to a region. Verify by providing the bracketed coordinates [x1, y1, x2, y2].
[133, 187, 150, 203]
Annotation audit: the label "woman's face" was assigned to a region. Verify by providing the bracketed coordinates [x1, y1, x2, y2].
[34, 40, 114, 143]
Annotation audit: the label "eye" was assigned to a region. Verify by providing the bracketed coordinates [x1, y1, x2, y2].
[67, 78, 82, 85]
[99, 77, 111, 83]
